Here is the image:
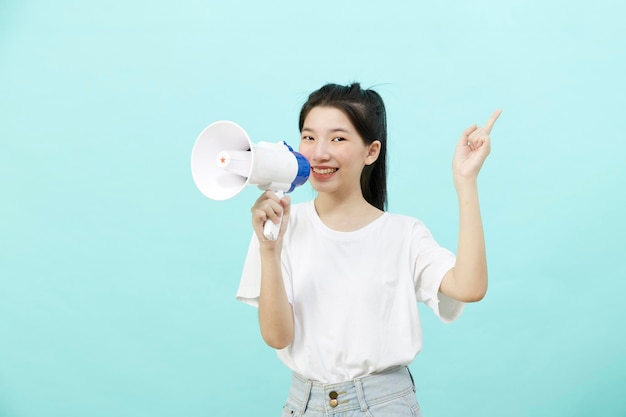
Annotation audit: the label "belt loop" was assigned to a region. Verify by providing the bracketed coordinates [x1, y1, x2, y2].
[299, 380, 313, 417]
[354, 378, 369, 412]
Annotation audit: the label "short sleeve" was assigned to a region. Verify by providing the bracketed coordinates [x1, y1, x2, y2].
[411, 223, 465, 323]
[235, 234, 293, 308]
[235, 235, 262, 307]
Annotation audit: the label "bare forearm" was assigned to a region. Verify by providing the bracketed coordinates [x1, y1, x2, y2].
[442, 179, 488, 302]
[258, 248, 294, 349]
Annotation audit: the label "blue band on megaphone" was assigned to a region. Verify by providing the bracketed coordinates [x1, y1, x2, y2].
[282, 141, 295, 152]
[290, 152, 310, 190]
[282, 141, 310, 193]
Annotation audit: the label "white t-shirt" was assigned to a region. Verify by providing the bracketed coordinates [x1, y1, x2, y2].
[236, 200, 464, 383]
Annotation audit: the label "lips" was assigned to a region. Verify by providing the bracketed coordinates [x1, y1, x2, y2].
[312, 167, 338, 175]
[310, 166, 338, 180]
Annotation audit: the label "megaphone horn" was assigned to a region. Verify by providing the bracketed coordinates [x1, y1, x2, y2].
[191, 121, 310, 240]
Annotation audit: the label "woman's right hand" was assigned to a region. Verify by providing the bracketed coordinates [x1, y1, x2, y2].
[251, 190, 291, 247]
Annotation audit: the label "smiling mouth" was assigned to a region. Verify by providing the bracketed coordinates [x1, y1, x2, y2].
[312, 167, 338, 175]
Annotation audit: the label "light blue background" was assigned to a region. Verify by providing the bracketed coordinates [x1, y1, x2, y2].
[1, 1, 625, 416]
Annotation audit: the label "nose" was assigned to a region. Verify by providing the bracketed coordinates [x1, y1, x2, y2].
[309, 140, 330, 162]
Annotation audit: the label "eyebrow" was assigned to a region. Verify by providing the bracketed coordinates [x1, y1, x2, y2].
[301, 127, 352, 134]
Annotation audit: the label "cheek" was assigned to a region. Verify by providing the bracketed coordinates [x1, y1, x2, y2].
[298, 143, 313, 161]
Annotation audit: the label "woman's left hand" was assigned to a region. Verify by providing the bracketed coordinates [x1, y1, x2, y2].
[452, 110, 502, 183]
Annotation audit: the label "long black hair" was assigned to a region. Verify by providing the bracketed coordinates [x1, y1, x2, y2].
[298, 83, 388, 211]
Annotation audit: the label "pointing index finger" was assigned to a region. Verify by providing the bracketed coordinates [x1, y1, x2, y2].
[483, 109, 503, 134]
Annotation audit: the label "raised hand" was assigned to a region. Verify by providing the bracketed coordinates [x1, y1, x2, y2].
[452, 110, 502, 182]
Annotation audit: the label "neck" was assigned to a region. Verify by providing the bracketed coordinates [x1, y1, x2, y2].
[314, 189, 366, 214]
[313, 191, 383, 232]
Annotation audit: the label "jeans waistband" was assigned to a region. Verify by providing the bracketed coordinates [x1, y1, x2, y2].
[286, 366, 416, 415]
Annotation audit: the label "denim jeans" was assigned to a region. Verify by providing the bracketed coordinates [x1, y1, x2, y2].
[280, 366, 423, 417]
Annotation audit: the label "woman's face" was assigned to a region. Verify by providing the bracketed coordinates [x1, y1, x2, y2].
[299, 106, 380, 197]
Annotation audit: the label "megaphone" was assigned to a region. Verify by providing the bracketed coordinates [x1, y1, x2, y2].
[191, 120, 310, 240]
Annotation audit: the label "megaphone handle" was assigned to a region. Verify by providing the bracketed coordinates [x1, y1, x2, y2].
[263, 190, 284, 241]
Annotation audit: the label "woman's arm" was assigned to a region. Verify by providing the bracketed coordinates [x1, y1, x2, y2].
[439, 110, 502, 303]
[252, 191, 294, 349]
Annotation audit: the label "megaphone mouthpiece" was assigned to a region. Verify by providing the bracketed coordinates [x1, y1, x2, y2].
[216, 150, 252, 178]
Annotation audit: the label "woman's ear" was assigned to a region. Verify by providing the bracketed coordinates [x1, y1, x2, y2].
[365, 140, 381, 165]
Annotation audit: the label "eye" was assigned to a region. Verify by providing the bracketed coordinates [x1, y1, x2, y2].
[332, 137, 346, 142]
[302, 135, 314, 141]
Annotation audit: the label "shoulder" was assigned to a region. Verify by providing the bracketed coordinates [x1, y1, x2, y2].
[290, 200, 310, 211]
[383, 212, 430, 234]
[288, 200, 311, 219]
[284, 200, 314, 234]
[380, 213, 442, 249]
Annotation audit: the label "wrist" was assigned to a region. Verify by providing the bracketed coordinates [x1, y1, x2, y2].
[453, 175, 478, 191]
[259, 242, 282, 259]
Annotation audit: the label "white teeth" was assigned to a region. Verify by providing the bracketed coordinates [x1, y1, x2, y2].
[313, 168, 337, 174]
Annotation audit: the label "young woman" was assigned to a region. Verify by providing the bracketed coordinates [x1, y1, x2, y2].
[236, 83, 501, 416]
